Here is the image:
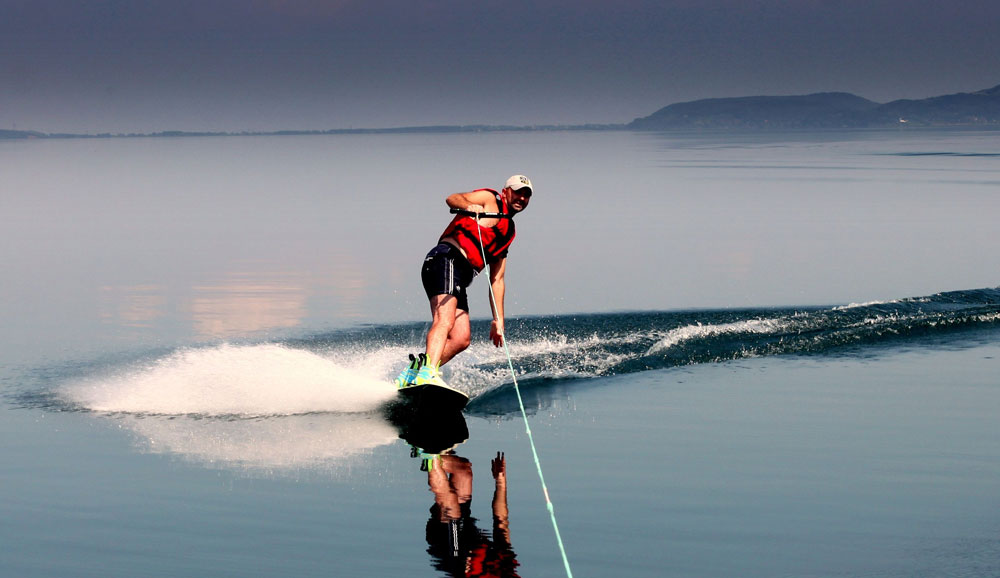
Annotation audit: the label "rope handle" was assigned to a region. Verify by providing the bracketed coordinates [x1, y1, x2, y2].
[450, 208, 513, 219]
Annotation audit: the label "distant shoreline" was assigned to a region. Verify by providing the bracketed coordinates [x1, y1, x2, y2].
[4, 83, 998, 139]
[0, 124, 626, 140]
[5, 123, 1000, 141]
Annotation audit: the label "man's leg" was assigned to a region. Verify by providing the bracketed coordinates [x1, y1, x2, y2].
[439, 309, 471, 366]
[425, 294, 471, 367]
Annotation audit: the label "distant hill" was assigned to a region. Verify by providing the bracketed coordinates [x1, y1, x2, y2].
[629, 92, 880, 129]
[876, 84, 1000, 126]
[5, 84, 999, 138]
[629, 84, 1000, 129]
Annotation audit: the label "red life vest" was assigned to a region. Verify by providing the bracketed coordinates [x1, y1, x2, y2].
[439, 189, 516, 272]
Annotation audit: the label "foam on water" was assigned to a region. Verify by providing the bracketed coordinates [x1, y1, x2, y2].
[120, 413, 400, 473]
[445, 331, 641, 395]
[50, 344, 408, 472]
[61, 343, 396, 416]
[646, 317, 793, 355]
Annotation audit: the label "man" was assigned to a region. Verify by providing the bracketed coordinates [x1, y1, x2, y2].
[395, 175, 533, 389]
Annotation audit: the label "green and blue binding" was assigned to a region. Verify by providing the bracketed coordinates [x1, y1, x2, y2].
[413, 363, 447, 387]
[395, 356, 469, 412]
[394, 353, 426, 389]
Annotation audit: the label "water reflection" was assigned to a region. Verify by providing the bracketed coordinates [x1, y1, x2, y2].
[117, 412, 399, 473]
[189, 272, 308, 338]
[96, 265, 383, 341]
[423, 451, 520, 578]
[99, 271, 310, 339]
[100, 284, 167, 327]
[393, 406, 520, 577]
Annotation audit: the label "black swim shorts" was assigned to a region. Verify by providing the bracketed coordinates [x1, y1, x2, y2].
[421, 243, 475, 312]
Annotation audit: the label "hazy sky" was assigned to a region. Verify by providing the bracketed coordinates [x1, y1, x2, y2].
[3, 0, 998, 133]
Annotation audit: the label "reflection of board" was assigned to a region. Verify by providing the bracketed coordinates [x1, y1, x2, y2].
[398, 408, 469, 456]
[397, 383, 469, 413]
[388, 384, 470, 456]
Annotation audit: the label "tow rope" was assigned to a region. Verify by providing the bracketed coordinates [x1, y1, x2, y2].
[468, 209, 574, 578]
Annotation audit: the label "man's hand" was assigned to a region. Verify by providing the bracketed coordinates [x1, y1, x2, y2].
[492, 451, 506, 481]
[490, 319, 504, 347]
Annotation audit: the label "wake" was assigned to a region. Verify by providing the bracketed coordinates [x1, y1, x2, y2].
[60, 343, 397, 416]
[53, 286, 1000, 418]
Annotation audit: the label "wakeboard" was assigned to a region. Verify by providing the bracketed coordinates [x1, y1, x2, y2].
[387, 384, 470, 458]
[397, 382, 469, 413]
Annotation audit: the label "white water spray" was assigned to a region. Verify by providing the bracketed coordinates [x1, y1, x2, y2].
[61, 343, 396, 416]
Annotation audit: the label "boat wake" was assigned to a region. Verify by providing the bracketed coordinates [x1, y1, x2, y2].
[13, 286, 999, 473]
[42, 286, 1000, 419]
[60, 343, 397, 417]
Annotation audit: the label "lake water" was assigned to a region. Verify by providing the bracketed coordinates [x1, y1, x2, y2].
[1, 128, 999, 577]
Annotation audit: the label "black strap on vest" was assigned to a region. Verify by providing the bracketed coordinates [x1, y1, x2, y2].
[449, 208, 512, 218]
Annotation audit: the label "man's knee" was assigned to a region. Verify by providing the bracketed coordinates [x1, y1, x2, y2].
[443, 329, 471, 359]
[451, 316, 472, 351]
[430, 314, 456, 333]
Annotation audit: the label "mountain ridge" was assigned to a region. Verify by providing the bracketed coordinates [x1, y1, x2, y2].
[3, 84, 999, 138]
[629, 84, 1000, 129]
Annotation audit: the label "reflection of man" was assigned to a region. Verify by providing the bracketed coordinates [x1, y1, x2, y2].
[424, 452, 520, 577]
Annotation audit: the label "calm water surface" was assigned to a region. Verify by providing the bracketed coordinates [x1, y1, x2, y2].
[1, 128, 999, 577]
